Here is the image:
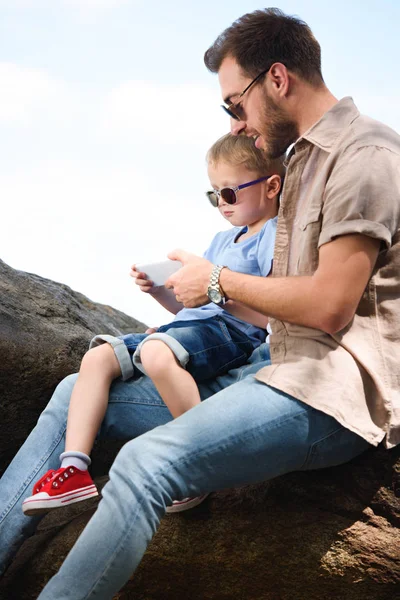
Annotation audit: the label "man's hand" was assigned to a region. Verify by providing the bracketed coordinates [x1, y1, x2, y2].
[166, 249, 214, 307]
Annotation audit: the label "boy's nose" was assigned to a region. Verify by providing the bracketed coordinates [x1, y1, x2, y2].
[217, 195, 229, 208]
[230, 117, 246, 136]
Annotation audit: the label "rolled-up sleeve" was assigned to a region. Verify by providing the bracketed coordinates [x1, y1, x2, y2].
[319, 145, 400, 249]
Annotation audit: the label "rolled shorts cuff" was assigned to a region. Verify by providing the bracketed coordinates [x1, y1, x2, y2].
[89, 334, 134, 381]
[133, 332, 190, 376]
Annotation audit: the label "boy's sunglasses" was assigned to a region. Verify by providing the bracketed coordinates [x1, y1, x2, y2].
[206, 176, 271, 208]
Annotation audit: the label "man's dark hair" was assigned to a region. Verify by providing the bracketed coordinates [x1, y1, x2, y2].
[204, 8, 324, 86]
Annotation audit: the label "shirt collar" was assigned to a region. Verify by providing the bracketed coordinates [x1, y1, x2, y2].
[294, 96, 360, 154]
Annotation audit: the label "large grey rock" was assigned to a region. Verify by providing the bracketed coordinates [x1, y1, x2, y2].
[0, 259, 146, 477]
[0, 260, 399, 599]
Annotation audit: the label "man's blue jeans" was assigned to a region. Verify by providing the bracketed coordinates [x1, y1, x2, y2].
[0, 345, 371, 598]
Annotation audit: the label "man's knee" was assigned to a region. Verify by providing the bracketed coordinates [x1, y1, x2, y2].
[140, 340, 179, 379]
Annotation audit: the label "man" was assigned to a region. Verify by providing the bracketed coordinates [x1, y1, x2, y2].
[1, 8, 399, 599]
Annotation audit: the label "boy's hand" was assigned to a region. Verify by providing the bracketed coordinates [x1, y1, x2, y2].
[145, 327, 158, 334]
[166, 249, 213, 307]
[130, 264, 155, 294]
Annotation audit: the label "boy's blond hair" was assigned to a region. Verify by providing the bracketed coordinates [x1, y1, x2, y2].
[206, 133, 285, 178]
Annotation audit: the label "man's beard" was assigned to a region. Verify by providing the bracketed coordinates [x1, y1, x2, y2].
[259, 90, 298, 159]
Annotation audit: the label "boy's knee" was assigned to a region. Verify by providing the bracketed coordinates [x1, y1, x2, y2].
[140, 340, 179, 378]
[80, 343, 120, 378]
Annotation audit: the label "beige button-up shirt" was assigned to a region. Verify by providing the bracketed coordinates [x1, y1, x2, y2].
[255, 97, 400, 448]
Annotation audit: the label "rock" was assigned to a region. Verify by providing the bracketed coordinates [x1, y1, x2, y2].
[0, 260, 399, 599]
[0, 259, 146, 477]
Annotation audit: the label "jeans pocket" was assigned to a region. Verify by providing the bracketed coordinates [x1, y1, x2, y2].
[218, 319, 254, 357]
[301, 425, 370, 471]
[215, 317, 234, 342]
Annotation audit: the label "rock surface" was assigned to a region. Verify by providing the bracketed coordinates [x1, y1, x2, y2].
[0, 260, 399, 599]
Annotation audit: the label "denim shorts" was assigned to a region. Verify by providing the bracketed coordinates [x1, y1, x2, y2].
[117, 316, 256, 383]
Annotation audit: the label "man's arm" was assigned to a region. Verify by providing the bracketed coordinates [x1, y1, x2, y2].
[223, 300, 269, 329]
[167, 234, 380, 334]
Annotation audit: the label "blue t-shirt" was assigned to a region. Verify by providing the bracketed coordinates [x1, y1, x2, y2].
[174, 217, 277, 347]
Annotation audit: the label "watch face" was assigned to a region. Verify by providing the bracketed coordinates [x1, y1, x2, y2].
[208, 288, 222, 304]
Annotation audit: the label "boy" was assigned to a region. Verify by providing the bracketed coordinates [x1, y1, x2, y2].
[21, 133, 284, 516]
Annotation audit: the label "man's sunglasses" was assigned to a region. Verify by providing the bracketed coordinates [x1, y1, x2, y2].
[206, 176, 271, 208]
[221, 67, 271, 121]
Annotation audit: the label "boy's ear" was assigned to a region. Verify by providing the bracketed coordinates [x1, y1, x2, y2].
[265, 174, 281, 199]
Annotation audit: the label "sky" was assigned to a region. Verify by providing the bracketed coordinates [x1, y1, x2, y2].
[1, 0, 399, 326]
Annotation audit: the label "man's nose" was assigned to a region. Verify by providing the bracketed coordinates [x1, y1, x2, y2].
[230, 117, 246, 136]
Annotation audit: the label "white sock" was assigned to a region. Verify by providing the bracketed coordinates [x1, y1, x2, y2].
[59, 451, 91, 471]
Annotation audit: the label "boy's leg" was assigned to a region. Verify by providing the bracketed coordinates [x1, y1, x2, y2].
[0, 343, 270, 575]
[65, 344, 122, 455]
[20, 345, 124, 516]
[37, 375, 371, 600]
[140, 340, 201, 417]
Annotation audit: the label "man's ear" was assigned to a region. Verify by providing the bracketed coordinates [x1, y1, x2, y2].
[268, 63, 290, 98]
[265, 174, 282, 199]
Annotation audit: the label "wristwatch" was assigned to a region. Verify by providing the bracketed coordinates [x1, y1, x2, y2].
[207, 264, 226, 306]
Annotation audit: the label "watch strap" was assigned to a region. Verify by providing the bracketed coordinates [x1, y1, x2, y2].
[210, 264, 225, 290]
[208, 264, 226, 305]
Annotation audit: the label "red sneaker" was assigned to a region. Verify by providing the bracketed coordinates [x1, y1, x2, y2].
[165, 494, 209, 514]
[22, 466, 98, 516]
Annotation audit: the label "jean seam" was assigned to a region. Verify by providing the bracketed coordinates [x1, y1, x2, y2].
[189, 341, 235, 356]
[214, 351, 248, 375]
[107, 397, 168, 407]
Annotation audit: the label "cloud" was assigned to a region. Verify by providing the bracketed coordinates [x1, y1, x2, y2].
[0, 63, 75, 127]
[0, 61, 228, 151]
[61, 0, 132, 24]
[0, 0, 129, 8]
[100, 80, 228, 145]
[62, 0, 129, 7]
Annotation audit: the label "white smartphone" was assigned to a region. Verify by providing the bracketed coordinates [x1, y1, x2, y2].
[136, 260, 183, 287]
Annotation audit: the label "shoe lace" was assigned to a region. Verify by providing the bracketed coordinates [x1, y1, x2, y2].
[51, 467, 76, 489]
[36, 467, 76, 492]
[35, 470, 56, 493]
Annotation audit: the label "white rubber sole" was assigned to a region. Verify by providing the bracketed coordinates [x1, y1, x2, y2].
[165, 494, 209, 514]
[22, 485, 99, 516]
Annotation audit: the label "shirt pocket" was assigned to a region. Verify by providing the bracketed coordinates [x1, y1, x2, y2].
[296, 206, 322, 275]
